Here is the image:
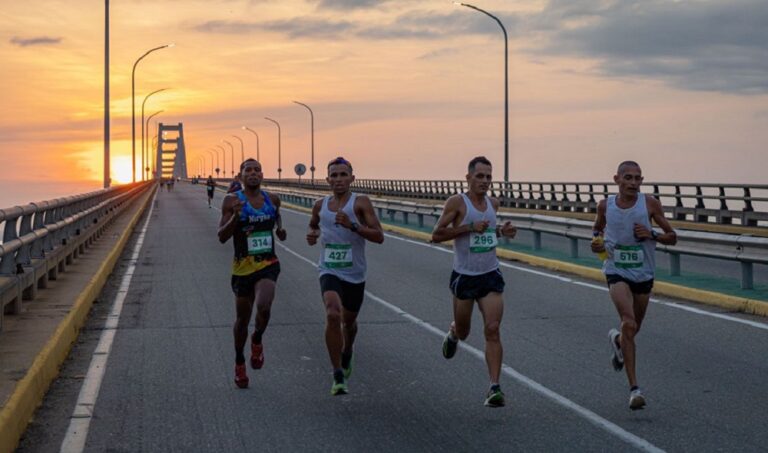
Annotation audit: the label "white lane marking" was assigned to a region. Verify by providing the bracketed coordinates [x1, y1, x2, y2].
[276, 241, 664, 453]
[60, 190, 158, 453]
[280, 207, 768, 331]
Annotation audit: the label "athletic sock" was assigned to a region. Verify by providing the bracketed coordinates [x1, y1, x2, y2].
[630, 385, 639, 392]
[333, 369, 345, 383]
[490, 383, 501, 392]
[235, 351, 245, 364]
[341, 351, 353, 369]
[252, 330, 263, 344]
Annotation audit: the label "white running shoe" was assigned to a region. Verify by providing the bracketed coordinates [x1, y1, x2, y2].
[608, 328, 624, 371]
[629, 387, 646, 410]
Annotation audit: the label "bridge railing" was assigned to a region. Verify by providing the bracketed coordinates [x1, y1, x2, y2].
[0, 181, 154, 331]
[270, 187, 768, 290]
[263, 179, 768, 228]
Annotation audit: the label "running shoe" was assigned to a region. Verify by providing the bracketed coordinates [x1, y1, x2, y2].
[331, 375, 348, 396]
[484, 386, 506, 408]
[234, 363, 249, 389]
[342, 353, 353, 380]
[251, 342, 264, 370]
[608, 328, 624, 371]
[442, 331, 458, 359]
[629, 387, 646, 410]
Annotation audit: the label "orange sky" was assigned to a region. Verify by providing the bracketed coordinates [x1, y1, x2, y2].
[1, 0, 766, 185]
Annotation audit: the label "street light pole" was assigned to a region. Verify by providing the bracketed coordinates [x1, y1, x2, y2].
[455, 2, 509, 183]
[222, 140, 235, 177]
[131, 43, 173, 182]
[215, 145, 226, 179]
[152, 134, 157, 178]
[104, 0, 110, 188]
[242, 126, 260, 162]
[293, 101, 315, 184]
[231, 135, 244, 165]
[141, 88, 167, 180]
[210, 148, 221, 177]
[206, 150, 215, 176]
[145, 110, 163, 179]
[264, 117, 282, 180]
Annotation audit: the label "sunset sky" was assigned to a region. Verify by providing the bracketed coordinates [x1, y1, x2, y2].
[1, 0, 766, 187]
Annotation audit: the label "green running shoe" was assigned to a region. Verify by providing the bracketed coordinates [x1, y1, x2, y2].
[484, 386, 506, 408]
[331, 379, 348, 396]
[442, 332, 458, 359]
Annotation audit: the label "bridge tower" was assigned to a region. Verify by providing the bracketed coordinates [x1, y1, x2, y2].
[154, 123, 188, 180]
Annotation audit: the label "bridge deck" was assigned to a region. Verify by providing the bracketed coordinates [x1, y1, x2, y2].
[12, 183, 768, 452]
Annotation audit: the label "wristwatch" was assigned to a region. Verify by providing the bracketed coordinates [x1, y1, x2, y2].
[650, 230, 659, 240]
[350, 222, 359, 233]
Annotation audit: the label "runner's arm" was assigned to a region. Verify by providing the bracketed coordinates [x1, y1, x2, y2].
[591, 199, 607, 253]
[648, 197, 677, 245]
[306, 199, 322, 246]
[270, 193, 287, 241]
[354, 196, 384, 244]
[217, 194, 242, 243]
[431, 196, 475, 243]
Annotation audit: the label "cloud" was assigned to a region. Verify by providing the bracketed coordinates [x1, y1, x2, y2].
[313, 0, 393, 9]
[528, 0, 768, 94]
[418, 47, 460, 60]
[193, 18, 354, 38]
[10, 36, 62, 47]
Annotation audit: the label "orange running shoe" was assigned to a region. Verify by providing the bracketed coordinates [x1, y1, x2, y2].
[234, 363, 249, 389]
[251, 342, 264, 369]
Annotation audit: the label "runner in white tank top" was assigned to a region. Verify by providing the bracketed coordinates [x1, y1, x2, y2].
[307, 157, 384, 396]
[431, 156, 517, 408]
[592, 161, 677, 410]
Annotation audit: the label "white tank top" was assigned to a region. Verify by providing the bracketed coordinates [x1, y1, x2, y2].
[603, 193, 656, 282]
[453, 194, 499, 276]
[318, 193, 367, 283]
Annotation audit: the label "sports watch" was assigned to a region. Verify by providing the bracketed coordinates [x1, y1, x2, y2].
[350, 222, 359, 233]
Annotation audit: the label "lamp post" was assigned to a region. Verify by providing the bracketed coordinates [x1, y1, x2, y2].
[210, 148, 221, 177]
[206, 150, 215, 176]
[264, 117, 282, 180]
[152, 134, 157, 178]
[222, 140, 235, 177]
[131, 43, 173, 182]
[145, 110, 163, 180]
[292, 101, 315, 184]
[141, 88, 167, 180]
[215, 145, 226, 179]
[231, 135, 244, 165]
[104, 0, 110, 188]
[242, 126, 260, 162]
[454, 2, 509, 182]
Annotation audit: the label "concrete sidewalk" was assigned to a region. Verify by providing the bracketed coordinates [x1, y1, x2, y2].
[0, 186, 155, 453]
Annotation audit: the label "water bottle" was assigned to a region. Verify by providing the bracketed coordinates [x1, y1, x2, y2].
[592, 231, 608, 261]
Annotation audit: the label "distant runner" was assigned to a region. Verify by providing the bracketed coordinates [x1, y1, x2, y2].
[591, 160, 676, 410]
[431, 156, 517, 407]
[218, 158, 287, 388]
[306, 157, 384, 395]
[206, 175, 216, 208]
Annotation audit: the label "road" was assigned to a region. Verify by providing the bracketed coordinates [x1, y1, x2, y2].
[18, 183, 768, 452]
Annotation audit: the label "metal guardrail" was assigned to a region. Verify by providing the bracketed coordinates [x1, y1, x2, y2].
[264, 179, 768, 228]
[0, 182, 154, 331]
[271, 187, 768, 290]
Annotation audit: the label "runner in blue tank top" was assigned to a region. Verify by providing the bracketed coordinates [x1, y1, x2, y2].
[592, 160, 677, 410]
[218, 158, 287, 389]
[431, 156, 518, 408]
[306, 157, 384, 396]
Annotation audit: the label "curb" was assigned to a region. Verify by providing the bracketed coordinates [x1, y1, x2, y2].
[0, 186, 156, 453]
[283, 201, 768, 318]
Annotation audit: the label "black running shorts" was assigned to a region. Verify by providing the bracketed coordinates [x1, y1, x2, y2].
[605, 274, 654, 295]
[449, 269, 505, 301]
[231, 262, 281, 298]
[319, 274, 366, 313]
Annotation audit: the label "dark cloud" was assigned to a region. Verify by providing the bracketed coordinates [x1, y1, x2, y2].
[193, 18, 353, 38]
[530, 0, 768, 94]
[10, 36, 62, 47]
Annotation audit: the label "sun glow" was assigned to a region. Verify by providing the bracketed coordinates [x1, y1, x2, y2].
[111, 156, 133, 184]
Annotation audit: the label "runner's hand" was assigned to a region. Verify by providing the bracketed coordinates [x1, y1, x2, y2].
[472, 220, 490, 233]
[335, 212, 351, 229]
[306, 228, 320, 245]
[633, 223, 651, 240]
[500, 221, 517, 238]
[276, 228, 287, 241]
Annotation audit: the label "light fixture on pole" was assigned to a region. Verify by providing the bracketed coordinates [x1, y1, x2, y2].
[292, 101, 315, 184]
[210, 148, 221, 177]
[242, 126, 260, 162]
[145, 109, 163, 180]
[454, 2, 509, 183]
[131, 42, 174, 182]
[141, 88, 168, 180]
[231, 135, 244, 165]
[264, 117, 282, 180]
